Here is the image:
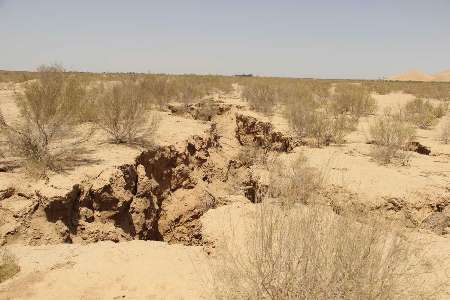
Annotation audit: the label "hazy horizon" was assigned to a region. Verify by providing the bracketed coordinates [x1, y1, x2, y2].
[1, 0, 449, 79]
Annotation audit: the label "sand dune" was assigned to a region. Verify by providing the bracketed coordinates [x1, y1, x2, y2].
[389, 69, 434, 81]
[390, 68, 450, 82]
[433, 69, 450, 82]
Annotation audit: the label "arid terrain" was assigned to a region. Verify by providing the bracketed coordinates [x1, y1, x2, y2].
[0, 70, 450, 299]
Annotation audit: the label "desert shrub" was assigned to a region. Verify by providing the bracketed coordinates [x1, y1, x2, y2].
[432, 102, 449, 118]
[331, 83, 377, 117]
[281, 84, 360, 147]
[285, 102, 356, 147]
[175, 77, 208, 104]
[402, 98, 448, 129]
[1, 65, 93, 176]
[268, 154, 322, 207]
[95, 81, 159, 144]
[212, 203, 412, 299]
[0, 250, 20, 283]
[139, 76, 177, 108]
[441, 120, 450, 144]
[242, 82, 278, 115]
[369, 111, 416, 164]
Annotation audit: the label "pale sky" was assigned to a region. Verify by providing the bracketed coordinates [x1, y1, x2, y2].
[1, 0, 449, 79]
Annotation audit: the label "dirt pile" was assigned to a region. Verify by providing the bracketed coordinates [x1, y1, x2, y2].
[235, 114, 300, 152]
[168, 100, 233, 121]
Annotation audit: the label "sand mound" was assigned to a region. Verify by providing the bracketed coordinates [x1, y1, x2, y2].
[390, 68, 450, 82]
[433, 69, 450, 82]
[389, 69, 434, 82]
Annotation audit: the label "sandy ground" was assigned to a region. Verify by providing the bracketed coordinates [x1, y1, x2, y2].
[0, 83, 449, 299]
[0, 241, 210, 300]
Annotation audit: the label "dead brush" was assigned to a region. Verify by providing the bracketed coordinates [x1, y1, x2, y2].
[402, 98, 448, 129]
[242, 82, 278, 115]
[211, 203, 418, 300]
[285, 99, 357, 147]
[95, 81, 160, 144]
[0, 64, 94, 177]
[369, 109, 416, 164]
[0, 249, 20, 283]
[267, 153, 323, 207]
[331, 83, 377, 117]
[138, 75, 178, 108]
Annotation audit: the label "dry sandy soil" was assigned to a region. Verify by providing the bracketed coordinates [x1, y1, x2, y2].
[0, 83, 449, 299]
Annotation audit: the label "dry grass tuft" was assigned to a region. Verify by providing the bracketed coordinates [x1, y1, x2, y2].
[267, 153, 323, 207]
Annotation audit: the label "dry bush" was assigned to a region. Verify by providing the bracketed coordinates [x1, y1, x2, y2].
[212, 203, 414, 300]
[402, 98, 448, 129]
[362, 80, 450, 101]
[0, 64, 93, 176]
[95, 81, 159, 144]
[441, 120, 450, 144]
[285, 99, 357, 147]
[268, 154, 322, 207]
[242, 82, 278, 115]
[138, 75, 177, 108]
[0, 250, 20, 283]
[175, 77, 208, 104]
[331, 83, 377, 117]
[369, 110, 416, 164]
[280, 82, 361, 147]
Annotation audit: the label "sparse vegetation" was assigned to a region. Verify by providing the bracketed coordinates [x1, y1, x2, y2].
[283, 85, 359, 147]
[0, 250, 20, 283]
[0, 64, 94, 176]
[242, 82, 278, 115]
[369, 110, 416, 164]
[331, 83, 377, 117]
[268, 153, 323, 207]
[212, 203, 413, 299]
[402, 98, 448, 129]
[95, 81, 159, 144]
